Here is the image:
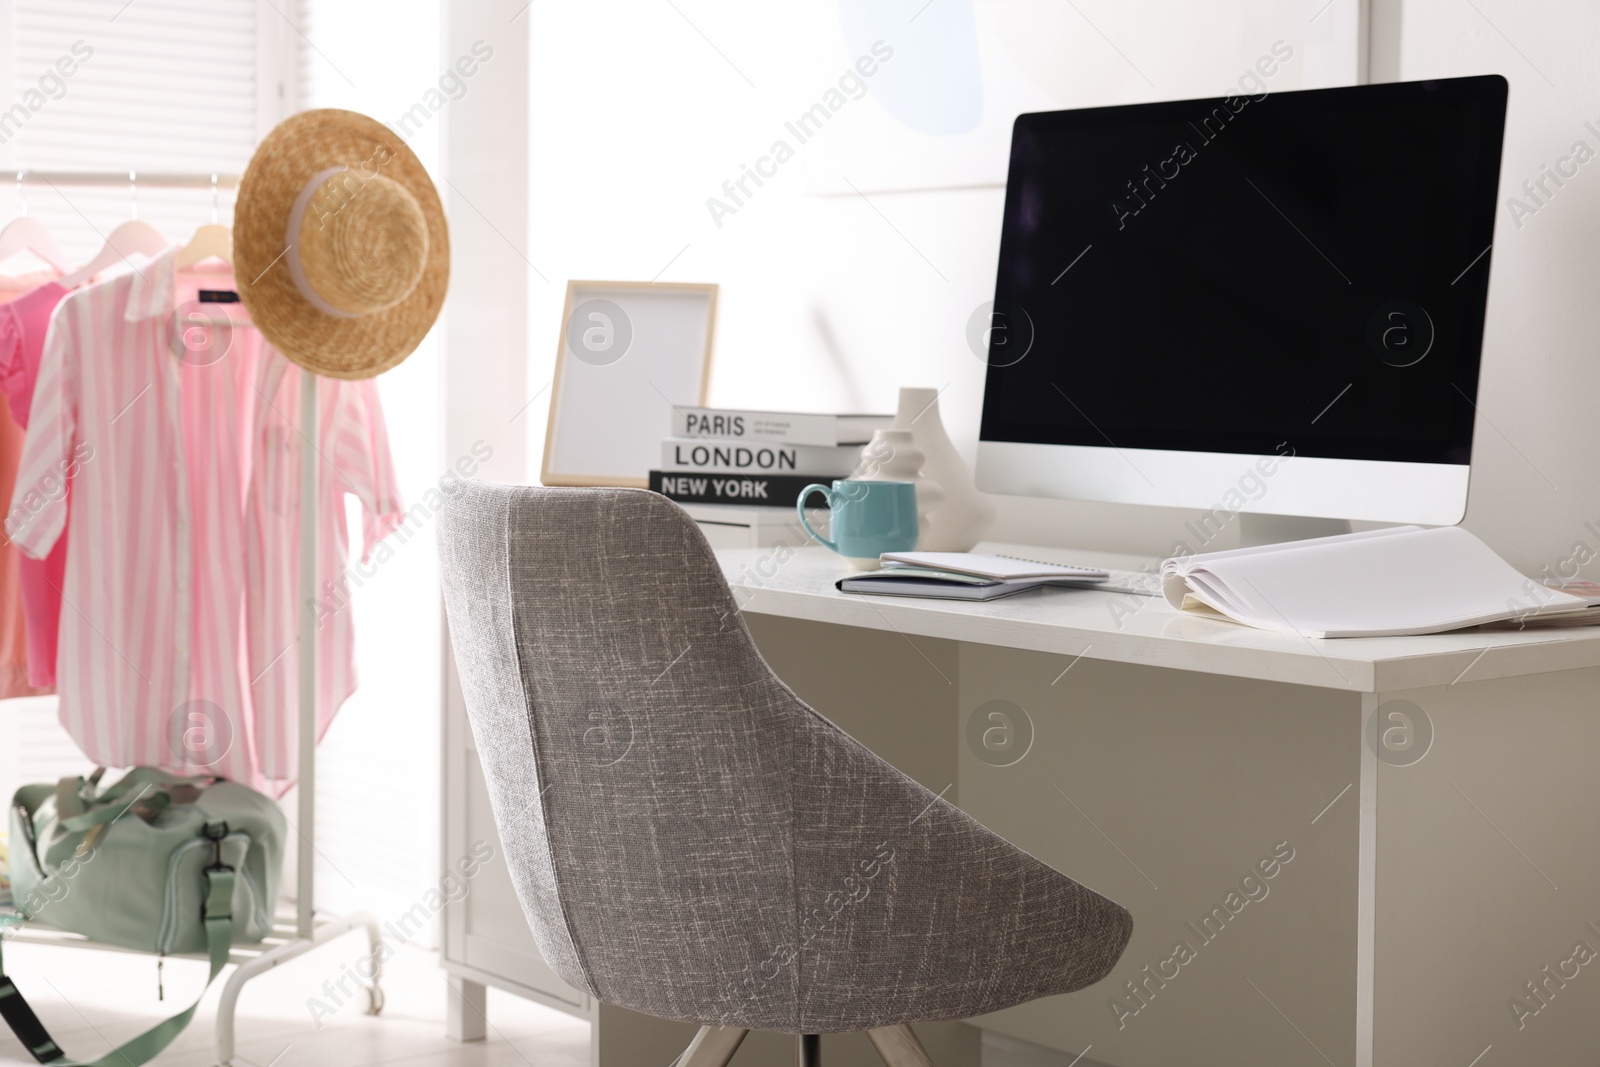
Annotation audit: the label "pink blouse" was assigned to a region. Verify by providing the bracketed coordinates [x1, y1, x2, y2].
[0, 279, 71, 688]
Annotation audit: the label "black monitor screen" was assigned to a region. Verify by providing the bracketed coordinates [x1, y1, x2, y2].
[978, 75, 1508, 465]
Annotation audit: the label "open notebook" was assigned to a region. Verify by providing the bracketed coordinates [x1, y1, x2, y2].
[1161, 526, 1600, 638]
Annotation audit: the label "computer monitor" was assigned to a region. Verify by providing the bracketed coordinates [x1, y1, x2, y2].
[975, 75, 1508, 530]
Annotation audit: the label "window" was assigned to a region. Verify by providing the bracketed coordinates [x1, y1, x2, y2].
[0, 0, 289, 261]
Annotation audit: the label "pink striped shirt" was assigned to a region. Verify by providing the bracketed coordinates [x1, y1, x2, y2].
[6, 249, 403, 794]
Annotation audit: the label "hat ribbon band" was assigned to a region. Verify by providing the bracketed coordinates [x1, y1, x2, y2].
[285, 165, 359, 320]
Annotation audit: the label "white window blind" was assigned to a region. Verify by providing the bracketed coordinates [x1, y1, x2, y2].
[0, 0, 287, 261]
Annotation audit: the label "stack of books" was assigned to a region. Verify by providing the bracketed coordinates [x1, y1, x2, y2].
[650, 407, 892, 507]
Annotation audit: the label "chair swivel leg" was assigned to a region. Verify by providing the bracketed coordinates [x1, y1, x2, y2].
[797, 1033, 820, 1066]
[866, 1025, 934, 1067]
[680, 1025, 750, 1067]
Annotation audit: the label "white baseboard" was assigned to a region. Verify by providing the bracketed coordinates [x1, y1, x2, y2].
[981, 1029, 1114, 1067]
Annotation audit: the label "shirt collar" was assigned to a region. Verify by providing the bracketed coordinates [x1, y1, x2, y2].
[125, 247, 180, 322]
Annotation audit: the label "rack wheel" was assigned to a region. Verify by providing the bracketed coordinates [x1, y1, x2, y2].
[364, 984, 385, 1015]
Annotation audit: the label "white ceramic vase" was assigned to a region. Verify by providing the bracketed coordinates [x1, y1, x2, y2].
[851, 428, 944, 548]
[889, 387, 995, 552]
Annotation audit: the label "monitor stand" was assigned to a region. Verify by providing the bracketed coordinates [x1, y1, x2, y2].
[1239, 512, 1352, 548]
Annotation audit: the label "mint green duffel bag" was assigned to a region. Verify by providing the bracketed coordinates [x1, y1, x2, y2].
[1, 767, 286, 1066]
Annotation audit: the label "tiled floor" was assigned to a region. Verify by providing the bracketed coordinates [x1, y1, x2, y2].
[0, 935, 589, 1066]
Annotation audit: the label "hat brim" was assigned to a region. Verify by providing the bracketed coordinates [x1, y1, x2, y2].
[234, 109, 449, 380]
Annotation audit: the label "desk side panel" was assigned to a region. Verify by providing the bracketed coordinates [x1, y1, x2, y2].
[959, 647, 1361, 1067]
[1372, 667, 1600, 1067]
[743, 613, 962, 798]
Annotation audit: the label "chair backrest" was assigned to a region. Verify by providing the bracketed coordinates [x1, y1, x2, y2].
[439, 483, 1133, 1034]
[438, 483, 805, 1027]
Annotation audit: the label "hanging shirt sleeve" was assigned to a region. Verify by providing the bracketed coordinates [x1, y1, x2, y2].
[331, 378, 406, 563]
[6, 304, 78, 560]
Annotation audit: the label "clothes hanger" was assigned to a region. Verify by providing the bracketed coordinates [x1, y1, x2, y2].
[0, 172, 69, 273]
[58, 171, 168, 289]
[175, 174, 233, 270]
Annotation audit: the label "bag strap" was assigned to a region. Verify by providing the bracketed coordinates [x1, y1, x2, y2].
[49, 770, 105, 823]
[89, 768, 215, 807]
[47, 767, 205, 836]
[0, 846, 234, 1065]
[55, 791, 172, 835]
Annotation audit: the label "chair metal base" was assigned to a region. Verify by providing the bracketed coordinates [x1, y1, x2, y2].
[677, 1024, 932, 1067]
[681, 1025, 749, 1067]
[866, 1026, 935, 1066]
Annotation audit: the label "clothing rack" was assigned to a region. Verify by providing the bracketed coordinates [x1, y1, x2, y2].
[1, 169, 383, 1067]
[14, 170, 243, 188]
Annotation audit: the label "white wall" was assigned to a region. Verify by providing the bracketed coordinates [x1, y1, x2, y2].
[524, 0, 1320, 561]
[525, 0, 1596, 574]
[293, 0, 447, 935]
[1386, 0, 1600, 575]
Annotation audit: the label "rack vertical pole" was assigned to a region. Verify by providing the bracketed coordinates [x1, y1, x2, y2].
[296, 369, 318, 941]
[217, 368, 386, 1064]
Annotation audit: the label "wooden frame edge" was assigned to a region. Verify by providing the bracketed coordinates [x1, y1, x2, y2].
[540, 280, 718, 488]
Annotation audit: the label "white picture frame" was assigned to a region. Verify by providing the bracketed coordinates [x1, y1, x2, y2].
[541, 280, 718, 488]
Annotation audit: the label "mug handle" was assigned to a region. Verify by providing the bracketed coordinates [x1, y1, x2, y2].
[796, 484, 838, 552]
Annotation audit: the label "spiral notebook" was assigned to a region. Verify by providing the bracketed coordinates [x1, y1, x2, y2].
[877, 551, 1108, 581]
[838, 568, 1054, 601]
[840, 552, 1110, 602]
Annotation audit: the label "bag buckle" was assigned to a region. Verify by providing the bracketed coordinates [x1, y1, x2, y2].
[201, 821, 230, 870]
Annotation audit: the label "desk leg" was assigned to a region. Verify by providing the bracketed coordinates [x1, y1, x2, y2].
[1357, 694, 1379, 1067]
[446, 974, 488, 1042]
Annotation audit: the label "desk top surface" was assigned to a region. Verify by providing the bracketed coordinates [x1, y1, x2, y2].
[717, 542, 1600, 694]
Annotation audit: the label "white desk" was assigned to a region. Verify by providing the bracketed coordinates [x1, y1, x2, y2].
[703, 543, 1600, 1067]
[723, 542, 1600, 693]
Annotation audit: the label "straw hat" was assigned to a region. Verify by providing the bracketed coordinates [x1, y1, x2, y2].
[234, 109, 448, 380]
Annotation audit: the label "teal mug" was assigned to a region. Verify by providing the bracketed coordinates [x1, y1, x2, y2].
[797, 479, 918, 567]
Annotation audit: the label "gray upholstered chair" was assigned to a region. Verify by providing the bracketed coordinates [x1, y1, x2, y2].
[437, 483, 1133, 1066]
